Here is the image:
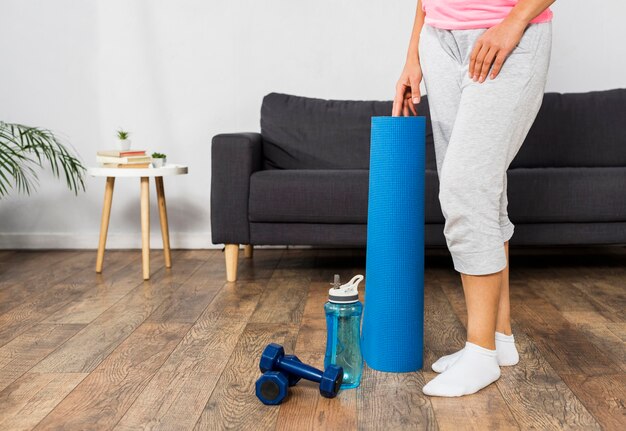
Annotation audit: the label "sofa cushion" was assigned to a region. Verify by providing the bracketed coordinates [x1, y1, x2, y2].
[249, 167, 626, 225]
[425, 166, 626, 224]
[512, 89, 626, 168]
[260, 92, 436, 170]
[250, 169, 445, 224]
[507, 167, 626, 223]
[249, 169, 369, 223]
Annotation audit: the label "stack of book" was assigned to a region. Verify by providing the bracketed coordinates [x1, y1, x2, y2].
[97, 150, 151, 168]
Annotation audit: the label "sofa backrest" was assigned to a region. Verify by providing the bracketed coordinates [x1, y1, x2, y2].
[511, 88, 626, 168]
[260, 92, 436, 170]
[260, 89, 626, 170]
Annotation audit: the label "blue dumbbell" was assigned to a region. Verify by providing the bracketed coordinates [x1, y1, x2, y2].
[259, 343, 343, 398]
[256, 371, 289, 405]
[281, 355, 303, 386]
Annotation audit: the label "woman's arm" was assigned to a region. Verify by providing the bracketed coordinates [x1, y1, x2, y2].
[508, 0, 556, 25]
[469, 0, 556, 83]
[405, 0, 426, 66]
[392, 0, 426, 117]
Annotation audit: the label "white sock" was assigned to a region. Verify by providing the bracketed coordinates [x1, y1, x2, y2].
[431, 332, 519, 373]
[422, 342, 501, 397]
[494, 331, 520, 366]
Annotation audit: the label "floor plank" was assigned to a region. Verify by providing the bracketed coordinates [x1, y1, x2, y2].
[0, 372, 87, 430]
[442, 274, 604, 430]
[147, 251, 224, 324]
[42, 253, 142, 324]
[358, 365, 436, 431]
[31, 251, 203, 373]
[607, 322, 626, 342]
[0, 251, 91, 323]
[529, 278, 614, 324]
[0, 251, 133, 345]
[276, 250, 364, 431]
[0, 247, 623, 430]
[560, 373, 626, 431]
[0, 251, 79, 286]
[0, 323, 84, 392]
[572, 323, 626, 373]
[514, 302, 622, 377]
[425, 282, 517, 431]
[497, 332, 601, 430]
[236, 248, 285, 281]
[276, 351, 358, 431]
[195, 322, 299, 430]
[248, 250, 317, 325]
[293, 281, 336, 355]
[575, 279, 626, 323]
[33, 322, 190, 430]
[114, 253, 283, 430]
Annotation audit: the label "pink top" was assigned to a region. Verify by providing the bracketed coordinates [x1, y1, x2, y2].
[421, 0, 553, 30]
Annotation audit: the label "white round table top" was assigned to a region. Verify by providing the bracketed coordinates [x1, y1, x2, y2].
[87, 164, 188, 178]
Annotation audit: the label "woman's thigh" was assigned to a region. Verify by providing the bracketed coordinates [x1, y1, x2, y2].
[419, 24, 464, 178]
[439, 22, 552, 233]
[449, 22, 552, 171]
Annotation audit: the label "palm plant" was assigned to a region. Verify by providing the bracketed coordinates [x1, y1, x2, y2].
[0, 121, 85, 197]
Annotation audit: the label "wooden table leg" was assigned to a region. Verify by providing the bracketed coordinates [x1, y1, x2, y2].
[140, 177, 150, 280]
[96, 177, 115, 273]
[155, 177, 171, 268]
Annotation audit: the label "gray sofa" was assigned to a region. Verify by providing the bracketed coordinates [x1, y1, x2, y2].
[211, 89, 626, 280]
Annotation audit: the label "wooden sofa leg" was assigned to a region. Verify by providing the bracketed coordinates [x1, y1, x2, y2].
[225, 244, 239, 282]
[244, 244, 253, 259]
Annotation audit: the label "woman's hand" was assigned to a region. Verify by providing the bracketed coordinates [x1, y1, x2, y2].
[392, 59, 422, 116]
[468, 17, 528, 83]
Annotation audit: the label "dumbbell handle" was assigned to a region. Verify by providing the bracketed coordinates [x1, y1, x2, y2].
[277, 357, 323, 383]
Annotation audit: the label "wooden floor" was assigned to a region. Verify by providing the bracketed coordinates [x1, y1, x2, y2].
[0, 247, 624, 430]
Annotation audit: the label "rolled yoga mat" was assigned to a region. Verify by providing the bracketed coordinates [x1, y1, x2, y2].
[361, 116, 426, 372]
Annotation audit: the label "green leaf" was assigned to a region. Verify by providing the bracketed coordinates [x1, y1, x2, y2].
[0, 121, 86, 198]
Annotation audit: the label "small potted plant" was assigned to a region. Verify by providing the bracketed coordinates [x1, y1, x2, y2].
[117, 129, 131, 150]
[151, 152, 167, 168]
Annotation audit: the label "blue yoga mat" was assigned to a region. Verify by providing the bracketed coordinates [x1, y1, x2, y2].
[361, 116, 426, 373]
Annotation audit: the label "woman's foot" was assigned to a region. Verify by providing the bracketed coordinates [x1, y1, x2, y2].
[431, 332, 520, 373]
[423, 342, 501, 397]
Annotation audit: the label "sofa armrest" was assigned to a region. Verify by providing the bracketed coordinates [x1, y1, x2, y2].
[211, 132, 263, 245]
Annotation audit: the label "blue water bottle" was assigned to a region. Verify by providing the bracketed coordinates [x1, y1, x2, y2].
[324, 274, 364, 389]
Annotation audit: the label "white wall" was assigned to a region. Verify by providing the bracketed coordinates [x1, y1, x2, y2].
[1, 0, 624, 249]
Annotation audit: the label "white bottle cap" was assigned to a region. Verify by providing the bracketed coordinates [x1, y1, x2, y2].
[328, 274, 364, 304]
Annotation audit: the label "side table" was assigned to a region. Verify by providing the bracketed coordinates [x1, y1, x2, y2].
[88, 164, 189, 280]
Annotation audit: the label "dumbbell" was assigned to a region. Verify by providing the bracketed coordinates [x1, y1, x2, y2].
[256, 371, 289, 405]
[254, 354, 301, 406]
[259, 343, 343, 398]
[270, 354, 303, 387]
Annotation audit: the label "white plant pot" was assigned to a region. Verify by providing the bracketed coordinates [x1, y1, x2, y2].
[117, 139, 131, 151]
[152, 157, 166, 168]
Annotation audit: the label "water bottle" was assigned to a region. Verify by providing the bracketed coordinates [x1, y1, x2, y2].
[324, 274, 364, 389]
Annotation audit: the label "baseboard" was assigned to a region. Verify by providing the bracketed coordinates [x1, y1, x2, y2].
[0, 232, 309, 250]
[0, 232, 220, 249]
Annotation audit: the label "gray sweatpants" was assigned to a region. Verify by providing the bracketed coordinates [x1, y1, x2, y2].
[418, 21, 552, 275]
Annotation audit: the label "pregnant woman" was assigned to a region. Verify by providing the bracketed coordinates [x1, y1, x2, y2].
[393, 0, 555, 396]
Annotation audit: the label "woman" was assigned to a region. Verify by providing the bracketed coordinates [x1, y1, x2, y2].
[393, 0, 555, 397]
